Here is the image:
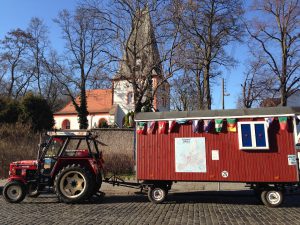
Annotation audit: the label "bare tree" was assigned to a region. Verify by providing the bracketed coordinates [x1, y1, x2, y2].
[85, 0, 180, 112]
[0, 29, 33, 98]
[172, 0, 244, 109]
[246, 0, 300, 106]
[54, 6, 111, 128]
[238, 59, 277, 108]
[27, 17, 49, 96]
[170, 70, 198, 111]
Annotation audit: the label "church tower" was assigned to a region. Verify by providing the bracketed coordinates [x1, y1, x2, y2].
[113, 7, 170, 126]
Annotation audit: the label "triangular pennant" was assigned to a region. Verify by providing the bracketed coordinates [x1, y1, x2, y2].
[176, 119, 188, 124]
[136, 122, 146, 134]
[215, 119, 223, 133]
[203, 120, 212, 132]
[264, 117, 274, 128]
[192, 120, 201, 133]
[147, 121, 156, 134]
[168, 120, 176, 133]
[158, 121, 167, 134]
[227, 118, 237, 132]
[278, 116, 288, 130]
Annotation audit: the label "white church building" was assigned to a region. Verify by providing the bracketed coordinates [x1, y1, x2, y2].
[53, 8, 170, 129]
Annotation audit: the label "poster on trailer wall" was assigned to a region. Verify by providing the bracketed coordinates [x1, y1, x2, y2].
[175, 137, 207, 173]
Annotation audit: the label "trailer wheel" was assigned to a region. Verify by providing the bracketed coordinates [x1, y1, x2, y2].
[261, 190, 284, 207]
[3, 181, 26, 203]
[148, 186, 167, 204]
[54, 164, 94, 203]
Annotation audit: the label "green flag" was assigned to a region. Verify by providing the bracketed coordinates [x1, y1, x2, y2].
[215, 119, 223, 132]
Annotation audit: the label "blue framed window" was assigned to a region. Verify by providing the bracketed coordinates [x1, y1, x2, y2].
[238, 122, 269, 150]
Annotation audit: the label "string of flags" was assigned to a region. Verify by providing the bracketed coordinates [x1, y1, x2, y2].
[137, 116, 296, 135]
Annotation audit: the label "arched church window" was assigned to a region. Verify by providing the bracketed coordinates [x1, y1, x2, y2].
[62, 119, 71, 129]
[127, 92, 134, 104]
[98, 118, 108, 128]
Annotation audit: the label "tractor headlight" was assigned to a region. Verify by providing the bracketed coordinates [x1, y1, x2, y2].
[10, 167, 16, 176]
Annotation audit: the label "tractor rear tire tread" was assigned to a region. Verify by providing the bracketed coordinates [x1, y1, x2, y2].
[54, 164, 95, 203]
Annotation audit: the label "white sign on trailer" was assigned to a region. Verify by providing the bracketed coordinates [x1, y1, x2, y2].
[175, 137, 207, 173]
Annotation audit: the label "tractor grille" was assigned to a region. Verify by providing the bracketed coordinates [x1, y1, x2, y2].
[16, 169, 22, 176]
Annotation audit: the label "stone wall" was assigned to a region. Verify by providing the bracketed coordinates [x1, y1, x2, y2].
[93, 128, 135, 175]
[93, 128, 135, 154]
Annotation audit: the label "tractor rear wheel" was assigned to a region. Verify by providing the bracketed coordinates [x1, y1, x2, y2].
[93, 173, 102, 195]
[3, 181, 26, 203]
[54, 164, 94, 203]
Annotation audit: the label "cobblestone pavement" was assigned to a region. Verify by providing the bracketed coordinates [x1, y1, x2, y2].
[1, 190, 300, 225]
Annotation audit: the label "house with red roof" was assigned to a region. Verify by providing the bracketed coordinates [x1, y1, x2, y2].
[54, 89, 117, 129]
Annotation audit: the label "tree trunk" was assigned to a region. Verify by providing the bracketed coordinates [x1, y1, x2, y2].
[203, 63, 211, 110]
[195, 69, 203, 110]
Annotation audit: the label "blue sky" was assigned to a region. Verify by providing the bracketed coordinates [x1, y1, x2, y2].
[0, 0, 249, 110]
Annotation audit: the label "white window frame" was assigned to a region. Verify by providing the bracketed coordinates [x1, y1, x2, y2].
[294, 115, 300, 146]
[238, 121, 269, 150]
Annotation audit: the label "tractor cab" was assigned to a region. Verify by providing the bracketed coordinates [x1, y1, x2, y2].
[3, 130, 104, 204]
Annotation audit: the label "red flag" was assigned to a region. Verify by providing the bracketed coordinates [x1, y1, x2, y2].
[147, 121, 156, 134]
[136, 122, 146, 134]
[168, 120, 176, 133]
[158, 121, 167, 134]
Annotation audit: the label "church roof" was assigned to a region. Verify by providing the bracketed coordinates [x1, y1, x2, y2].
[116, 7, 163, 80]
[55, 89, 113, 115]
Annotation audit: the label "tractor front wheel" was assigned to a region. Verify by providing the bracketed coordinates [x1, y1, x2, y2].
[54, 164, 94, 203]
[3, 181, 26, 203]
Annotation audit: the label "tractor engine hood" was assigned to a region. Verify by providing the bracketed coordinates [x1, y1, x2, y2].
[11, 160, 38, 167]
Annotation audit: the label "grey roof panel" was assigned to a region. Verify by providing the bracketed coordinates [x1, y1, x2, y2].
[135, 107, 300, 121]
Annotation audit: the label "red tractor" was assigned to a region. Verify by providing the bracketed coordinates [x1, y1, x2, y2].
[3, 131, 103, 203]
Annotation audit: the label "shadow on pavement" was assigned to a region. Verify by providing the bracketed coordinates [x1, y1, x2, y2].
[92, 190, 300, 207]
[3, 190, 300, 207]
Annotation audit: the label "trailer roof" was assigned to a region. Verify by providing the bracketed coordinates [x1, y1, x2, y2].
[135, 107, 300, 121]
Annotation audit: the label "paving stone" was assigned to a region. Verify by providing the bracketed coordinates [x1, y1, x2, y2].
[1, 191, 300, 224]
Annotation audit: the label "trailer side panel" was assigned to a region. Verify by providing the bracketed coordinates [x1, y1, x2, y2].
[137, 118, 298, 183]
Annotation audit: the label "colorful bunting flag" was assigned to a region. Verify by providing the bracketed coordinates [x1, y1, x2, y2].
[192, 120, 201, 133]
[203, 120, 212, 132]
[158, 121, 167, 134]
[147, 121, 156, 134]
[168, 120, 176, 133]
[176, 119, 188, 124]
[296, 115, 300, 125]
[136, 122, 146, 134]
[227, 118, 237, 132]
[215, 119, 223, 133]
[278, 116, 288, 130]
[264, 117, 274, 128]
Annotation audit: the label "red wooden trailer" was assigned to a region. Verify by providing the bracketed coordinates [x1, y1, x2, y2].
[134, 107, 300, 207]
